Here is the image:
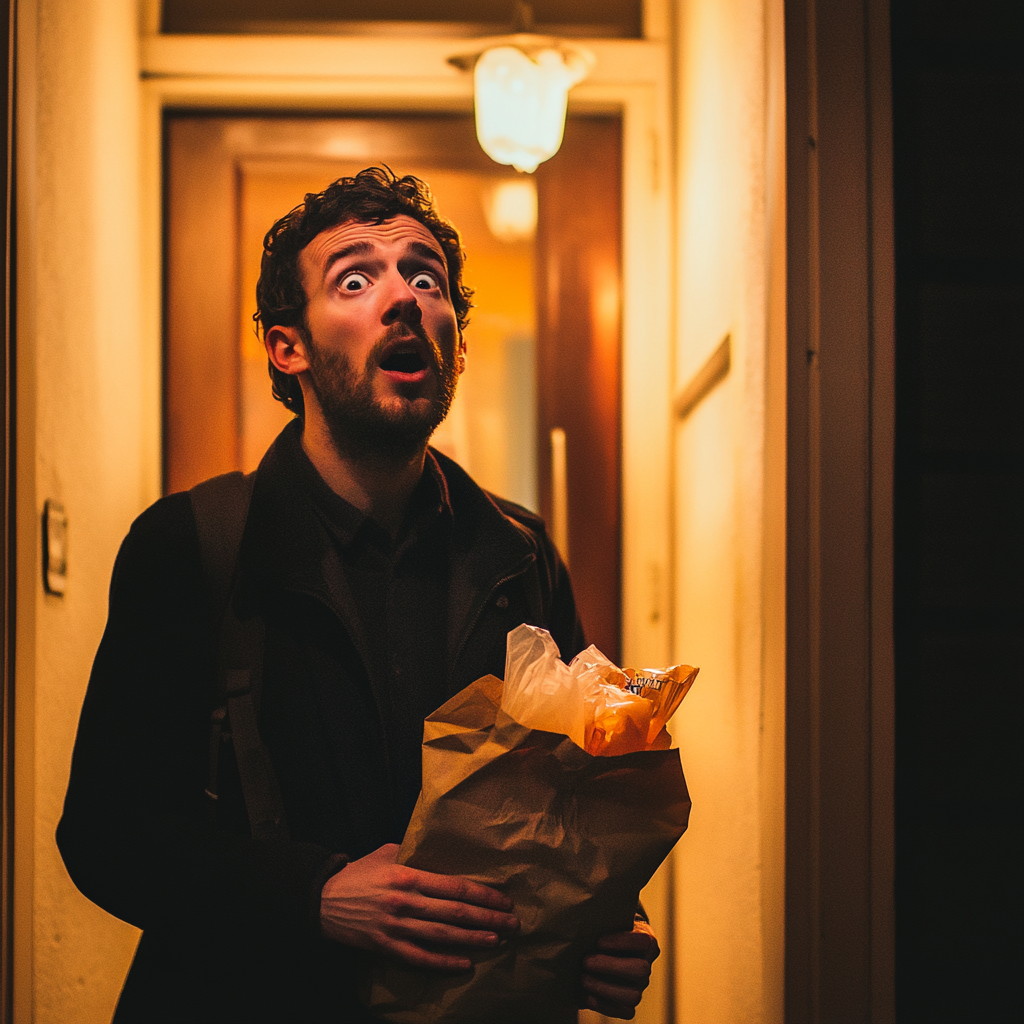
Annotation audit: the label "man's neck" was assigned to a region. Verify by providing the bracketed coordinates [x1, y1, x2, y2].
[300, 414, 426, 538]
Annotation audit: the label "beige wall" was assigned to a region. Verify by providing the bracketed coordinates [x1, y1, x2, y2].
[669, 0, 787, 1022]
[15, 0, 157, 1020]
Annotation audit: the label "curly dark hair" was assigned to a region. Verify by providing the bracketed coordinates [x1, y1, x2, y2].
[254, 166, 473, 416]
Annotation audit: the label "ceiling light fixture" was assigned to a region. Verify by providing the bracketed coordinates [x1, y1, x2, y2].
[448, 4, 594, 174]
[484, 179, 538, 241]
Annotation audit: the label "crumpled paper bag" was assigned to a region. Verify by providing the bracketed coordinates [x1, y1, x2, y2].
[366, 672, 691, 1024]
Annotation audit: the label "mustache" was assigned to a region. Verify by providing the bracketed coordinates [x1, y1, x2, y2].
[368, 321, 443, 371]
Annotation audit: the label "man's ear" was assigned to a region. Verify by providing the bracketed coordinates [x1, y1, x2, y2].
[265, 324, 310, 376]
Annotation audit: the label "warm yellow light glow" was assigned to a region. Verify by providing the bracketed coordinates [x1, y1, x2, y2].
[474, 46, 589, 173]
[484, 179, 538, 241]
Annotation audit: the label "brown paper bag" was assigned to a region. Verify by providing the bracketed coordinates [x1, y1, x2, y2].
[367, 674, 691, 1024]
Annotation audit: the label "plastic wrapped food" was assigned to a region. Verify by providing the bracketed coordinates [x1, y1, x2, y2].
[624, 664, 700, 744]
[368, 625, 698, 1023]
[503, 625, 698, 757]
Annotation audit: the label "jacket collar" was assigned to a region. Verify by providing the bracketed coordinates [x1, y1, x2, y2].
[430, 449, 539, 673]
[236, 421, 538, 678]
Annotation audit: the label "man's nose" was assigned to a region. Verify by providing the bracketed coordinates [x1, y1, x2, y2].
[380, 276, 423, 327]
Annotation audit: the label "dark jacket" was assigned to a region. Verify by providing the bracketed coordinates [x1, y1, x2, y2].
[57, 424, 584, 1023]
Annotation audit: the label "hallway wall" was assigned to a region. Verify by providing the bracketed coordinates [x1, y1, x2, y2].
[669, 1, 787, 1021]
[14, 1, 155, 1020]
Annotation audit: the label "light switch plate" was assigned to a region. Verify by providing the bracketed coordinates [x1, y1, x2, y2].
[43, 500, 67, 596]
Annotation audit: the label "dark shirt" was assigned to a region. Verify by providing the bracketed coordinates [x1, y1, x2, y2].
[296, 440, 453, 838]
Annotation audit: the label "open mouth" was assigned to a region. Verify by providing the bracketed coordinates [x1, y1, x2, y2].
[379, 349, 428, 374]
[377, 335, 433, 382]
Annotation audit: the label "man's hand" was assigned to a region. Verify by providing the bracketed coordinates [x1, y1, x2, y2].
[320, 843, 519, 971]
[580, 919, 660, 1020]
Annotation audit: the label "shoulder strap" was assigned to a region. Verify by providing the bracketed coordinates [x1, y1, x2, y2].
[190, 472, 289, 842]
[189, 471, 255, 624]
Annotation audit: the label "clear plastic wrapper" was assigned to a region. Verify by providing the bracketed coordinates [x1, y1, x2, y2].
[502, 624, 586, 747]
[568, 644, 655, 756]
[502, 625, 698, 757]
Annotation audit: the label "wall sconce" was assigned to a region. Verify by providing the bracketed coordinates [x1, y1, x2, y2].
[448, 7, 594, 173]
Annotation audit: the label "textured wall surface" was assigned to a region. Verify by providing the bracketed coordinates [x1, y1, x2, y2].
[670, 1, 786, 1022]
[15, 1, 156, 1020]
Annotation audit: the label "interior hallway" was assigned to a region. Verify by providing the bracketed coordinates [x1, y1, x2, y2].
[1, 2, 1020, 1022]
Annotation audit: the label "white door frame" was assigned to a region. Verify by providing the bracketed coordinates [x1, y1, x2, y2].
[139, 30, 677, 672]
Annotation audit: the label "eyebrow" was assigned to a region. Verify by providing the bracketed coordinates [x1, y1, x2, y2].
[321, 238, 447, 278]
[406, 241, 448, 269]
[322, 241, 376, 277]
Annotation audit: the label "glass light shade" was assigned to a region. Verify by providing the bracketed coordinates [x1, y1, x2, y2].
[474, 46, 585, 173]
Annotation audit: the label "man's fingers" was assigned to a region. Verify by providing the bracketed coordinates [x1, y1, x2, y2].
[582, 972, 645, 1008]
[405, 867, 514, 912]
[596, 929, 659, 958]
[389, 915, 502, 949]
[577, 922, 660, 1017]
[321, 846, 520, 969]
[582, 953, 652, 984]
[382, 938, 474, 973]
[394, 891, 519, 935]
[582, 993, 637, 1020]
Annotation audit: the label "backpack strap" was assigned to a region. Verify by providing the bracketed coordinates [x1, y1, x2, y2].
[190, 472, 289, 842]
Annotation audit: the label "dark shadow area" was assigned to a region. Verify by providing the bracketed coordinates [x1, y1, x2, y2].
[892, 2, 1024, 1021]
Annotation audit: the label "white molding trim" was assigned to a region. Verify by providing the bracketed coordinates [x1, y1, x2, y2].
[141, 34, 667, 86]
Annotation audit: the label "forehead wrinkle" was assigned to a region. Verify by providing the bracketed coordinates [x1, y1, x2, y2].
[301, 215, 448, 287]
[321, 241, 379, 279]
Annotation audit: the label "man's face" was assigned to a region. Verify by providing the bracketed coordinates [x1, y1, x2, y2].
[296, 214, 463, 461]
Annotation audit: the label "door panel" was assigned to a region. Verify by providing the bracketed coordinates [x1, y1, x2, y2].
[536, 117, 622, 661]
[165, 118, 242, 491]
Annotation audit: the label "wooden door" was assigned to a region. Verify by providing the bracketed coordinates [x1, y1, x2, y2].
[165, 113, 622, 657]
[535, 117, 622, 661]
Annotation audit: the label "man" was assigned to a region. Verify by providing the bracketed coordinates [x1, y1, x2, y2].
[59, 168, 658, 1022]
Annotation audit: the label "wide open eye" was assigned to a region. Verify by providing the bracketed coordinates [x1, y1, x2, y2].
[409, 272, 438, 291]
[340, 272, 370, 292]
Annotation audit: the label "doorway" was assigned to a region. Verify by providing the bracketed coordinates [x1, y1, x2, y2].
[164, 112, 623, 659]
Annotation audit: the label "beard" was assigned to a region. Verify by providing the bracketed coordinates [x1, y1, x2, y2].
[304, 322, 459, 465]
